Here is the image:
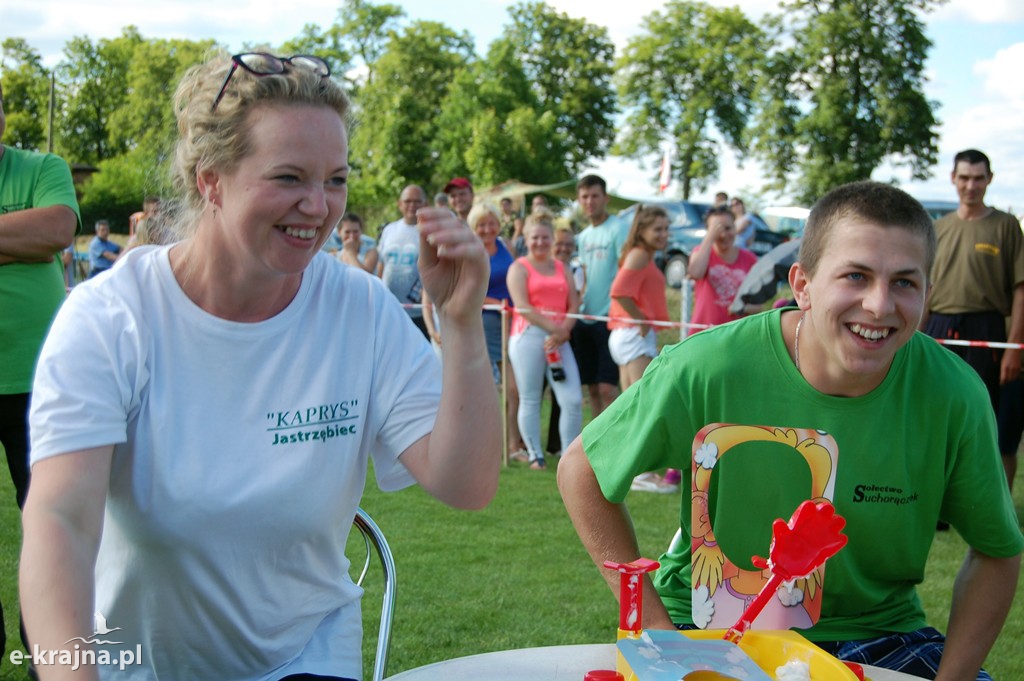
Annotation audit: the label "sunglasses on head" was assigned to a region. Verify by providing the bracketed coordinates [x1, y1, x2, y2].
[211, 52, 331, 111]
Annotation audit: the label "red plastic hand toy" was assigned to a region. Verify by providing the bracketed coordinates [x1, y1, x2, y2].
[750, 500, 848, 580]
[724, 500, 848, 644]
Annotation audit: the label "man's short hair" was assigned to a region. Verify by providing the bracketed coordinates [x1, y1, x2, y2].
[953, 149, 992, 175]
[799, 181, 936, 278]
[576, 174, 607, 194]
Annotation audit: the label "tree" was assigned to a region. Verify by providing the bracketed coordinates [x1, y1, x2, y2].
[347, 20, 474, 216]
[54, 28, 143, 164]
[107, 38, 214, 162]
[1, 39, 52, 151]
[495, 2, 616, 171]
[750, 0, 941, 204]
[615, 1, 765, 199]
[433, 38, 561, 188]
[335, 0, 406, 90]
[79, 37, 215, 230]
[278, 23, 352, 89]
[433, 1, 616, 188]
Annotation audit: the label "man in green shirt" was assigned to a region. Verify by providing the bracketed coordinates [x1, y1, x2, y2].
[924, 149, 1024, 489]
[0, 79, 80, 654]
[559, 181, 1022, 681]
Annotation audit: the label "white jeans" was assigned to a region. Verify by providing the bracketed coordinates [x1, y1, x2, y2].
[508, 325, 583, 462]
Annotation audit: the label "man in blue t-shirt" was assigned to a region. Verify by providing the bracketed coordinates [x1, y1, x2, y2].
[574, 175, 629, 417]
[87, 219, 121, 277]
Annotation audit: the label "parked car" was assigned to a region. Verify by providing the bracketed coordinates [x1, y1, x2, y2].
[917, 199, 958, 222]
[617, 200, 790, 288]
[759, 206, 810, 238]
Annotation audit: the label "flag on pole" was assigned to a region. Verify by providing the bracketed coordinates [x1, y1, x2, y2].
[658, 149, 671, 194]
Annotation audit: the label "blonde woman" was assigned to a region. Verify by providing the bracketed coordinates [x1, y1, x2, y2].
[507, 213, 582, 469]
[22, 51, 499, 680]
[469, 202, 526, 458]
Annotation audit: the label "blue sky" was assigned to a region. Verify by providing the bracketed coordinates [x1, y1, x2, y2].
[3, 0, 1022, 212]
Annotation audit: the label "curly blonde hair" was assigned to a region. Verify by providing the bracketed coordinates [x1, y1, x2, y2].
[169, 51, 350, 234]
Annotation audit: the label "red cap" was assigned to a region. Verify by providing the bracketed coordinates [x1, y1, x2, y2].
[584, 672, 624, 681]
[443, 177, 473, 193]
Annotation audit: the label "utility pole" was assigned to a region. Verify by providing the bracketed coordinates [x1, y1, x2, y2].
[47, 71, 55, 152]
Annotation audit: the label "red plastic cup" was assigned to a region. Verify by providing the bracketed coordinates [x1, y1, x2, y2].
[584, 671, 624, 681]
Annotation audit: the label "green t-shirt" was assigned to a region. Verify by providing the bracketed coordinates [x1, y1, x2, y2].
[928, 209, 1024, 316]
[0, 145, 81, 393]
[582, 309, 1023, 641]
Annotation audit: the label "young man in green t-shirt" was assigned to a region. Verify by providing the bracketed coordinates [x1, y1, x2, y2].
[558, 181, 1023, 681]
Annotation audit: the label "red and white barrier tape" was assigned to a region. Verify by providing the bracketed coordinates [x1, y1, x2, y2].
[402, 302, 1024, 349]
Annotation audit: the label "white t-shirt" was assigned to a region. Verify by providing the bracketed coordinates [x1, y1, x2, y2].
[376, 218, 422, 318]
[30, 246, 441, 680]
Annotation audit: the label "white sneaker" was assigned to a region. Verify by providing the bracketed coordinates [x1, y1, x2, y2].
[631, 472, 679, 494]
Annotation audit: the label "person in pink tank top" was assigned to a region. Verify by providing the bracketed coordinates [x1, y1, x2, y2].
[507, 213, 583, 469]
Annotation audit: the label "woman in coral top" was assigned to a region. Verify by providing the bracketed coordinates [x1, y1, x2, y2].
[507, 212, 582, 469]
[608, 205, 671, 388]
[609, 205, 680, 494]
[687, 204, 758, 335]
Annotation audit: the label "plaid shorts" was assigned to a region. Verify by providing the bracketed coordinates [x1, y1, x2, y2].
[814, 626, 993, 680]
[675, 624, 992, 680]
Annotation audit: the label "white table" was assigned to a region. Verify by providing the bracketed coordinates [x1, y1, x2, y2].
[385, 643, 926, 680]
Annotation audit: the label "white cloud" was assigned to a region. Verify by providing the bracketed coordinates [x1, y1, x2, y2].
[893, 96, 1024, 213]
[4, 0, 343, 65]
[544, 0, 665, 48]
[908, 45, 1024, 212]
[975, 43, 1024, 101]
[934, 0, 1024, 24]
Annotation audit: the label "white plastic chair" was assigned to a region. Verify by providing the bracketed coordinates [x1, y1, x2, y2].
[353, 507, 396, 681]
